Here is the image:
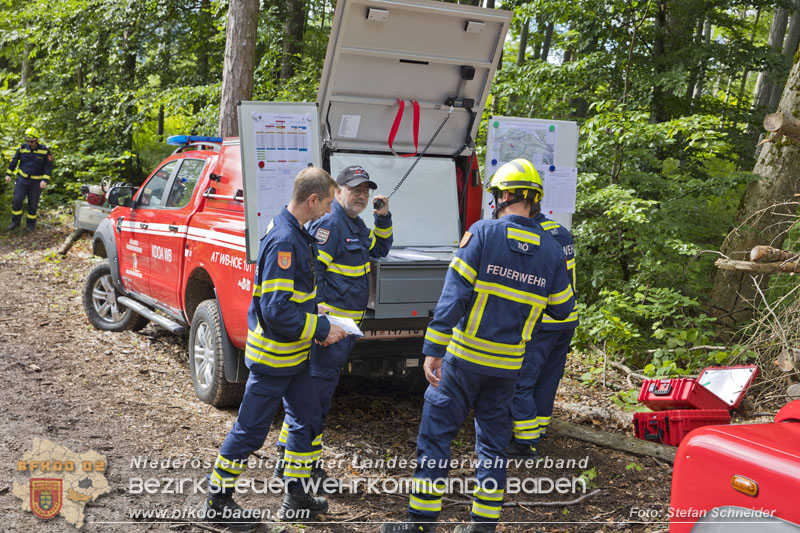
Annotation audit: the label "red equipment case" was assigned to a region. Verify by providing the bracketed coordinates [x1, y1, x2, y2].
[633, 409, 731, 446]
[638, 365, 758, 411]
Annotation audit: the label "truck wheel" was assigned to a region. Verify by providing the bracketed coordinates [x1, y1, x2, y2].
[83, 262, 149, 332]
[188, 300, 244, 407]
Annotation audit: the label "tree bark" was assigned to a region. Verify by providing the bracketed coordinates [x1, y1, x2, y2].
[506, 19, 529, 114]
[548, 420, 677, 463]
[768, 2, 800, 111]
[715, 258, 800, 274]
[752, 7, 789, 112]
[20, 41, 33, 89]
[710, 60, 800, 323]
[738, 8, 762, 109]
[280, 0, 307, 80]
[692, 21, 712, 103]
[540, 21, 554, 61]
[750, 245, 799, 263]
[218, 0, 259, 137]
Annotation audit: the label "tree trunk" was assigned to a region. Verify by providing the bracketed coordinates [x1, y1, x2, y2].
[650, 0, 668, 123]
[506, 19, 529, 114]
[20, 41, 33, 89]
[540, 21, 554, 61]
[752, 7, 789, 111]
[710, 59, 800, 323]
[692, 21, 712, 103]
[768, 2, 800, 111]
[280, 0, 307, 80]
[218, 0, 259, 137]
[738, 8, 762, 109]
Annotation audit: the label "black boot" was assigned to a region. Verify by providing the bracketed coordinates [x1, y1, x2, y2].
[505, 439, 538, 459]
[311, 462, 342, 494]
[6, 221, 19, 231]
[202, 489, 259, 531]
[279, 481, 328, 521]
[453, 521, 496, 533]
[273, 445, 285, 478]
[25, 222, 35, 233]
[379, 515, 437, 532]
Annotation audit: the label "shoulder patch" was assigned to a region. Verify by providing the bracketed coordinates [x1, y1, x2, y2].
[316, 228, 330, 245]
[277, 251, 292, 270]
[459, 231, 473, 248]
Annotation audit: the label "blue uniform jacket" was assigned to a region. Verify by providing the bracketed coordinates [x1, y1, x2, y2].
[422, 215, 575, 378]
[245, 207, 331, 376]
[7, 143, 53, 183]
[534, 213, 578, 330]
[309, 199, 393, 323]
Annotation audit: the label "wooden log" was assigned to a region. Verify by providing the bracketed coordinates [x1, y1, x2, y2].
[58, 228, 85, 255]
[715, 258, 800, 274]
[750, 245, 799, 263]
[763, 109, 800, 141]
[547, 419, 676, 464]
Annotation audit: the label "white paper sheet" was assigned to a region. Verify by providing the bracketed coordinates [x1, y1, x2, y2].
[323, 314, 364, 337]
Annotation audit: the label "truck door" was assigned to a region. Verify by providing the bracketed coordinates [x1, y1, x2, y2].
[147, 158, 207, 312]
[118, 160, 178, 295]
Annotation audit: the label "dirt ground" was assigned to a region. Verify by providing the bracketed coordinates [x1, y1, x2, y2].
[0, 220, 675, 533]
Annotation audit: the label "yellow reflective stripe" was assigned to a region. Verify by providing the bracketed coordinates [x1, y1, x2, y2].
[320, 302, 364, 320]
[210, 471, 238, 488]
[215, 454, 246, 475]
[475, 487, 504, 501]
[245, 346, 309, 367]
[514, 428, 542, 440]
[369, 229, 376, 250]
[413, 479, 446, 496]
[425, 327, 452, 346]
[278, 422, 289, 444]
[542, 309, 578, 323]
[521, 306, 543, 341]
[300, 313, 317, 340]
[327, 261, 370, 277]
[11, 209, 23, 215]
[318, 249, 333, 266]
[284, 467, 311, 478]
[449, 256, 477, 285]
[507, 227, 541, 245]
[466, 293, 488, 336]
[474, 280, 548, 307]
[566, 258, 576, 269]
[18, 170, 29, 177]
[248, 328, 311, 353]
[42, 175, 50, 180]
[253, 278, 294, 297]
[453, 328, 524, 356]
[548, 285, 574, 305]
[284, 449, 316, 459]
[540, 221, 560, 230]
[374, 225, 393, 238]
[30, 175, 45, 180]
[34, 149, 48, 154]
[447, 342, 522, 370]
[409, 494, 442, 512]
[290, 288, 316, 303]
[25, 213, 36, 219]
[513, 419, 538, 430]
[313, 434, 322, 446]
[471, 501, 501, 519]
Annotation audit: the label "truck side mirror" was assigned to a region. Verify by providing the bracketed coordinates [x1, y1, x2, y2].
[107, 185, 137, 208]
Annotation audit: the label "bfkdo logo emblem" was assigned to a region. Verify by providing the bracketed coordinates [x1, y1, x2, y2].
[30, 478, 63, 519]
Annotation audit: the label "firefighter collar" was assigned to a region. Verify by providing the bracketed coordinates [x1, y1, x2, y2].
[331, 199, 364, 235]
[279, 206, 317, 245]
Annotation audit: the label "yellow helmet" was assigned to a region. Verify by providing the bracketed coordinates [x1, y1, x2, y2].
[25, 127, 39, 140]
[487, 159, 543, 203]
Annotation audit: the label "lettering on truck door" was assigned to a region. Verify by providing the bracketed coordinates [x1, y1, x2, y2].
[118, 160, 178, 295]
[147, 158, 207, 312]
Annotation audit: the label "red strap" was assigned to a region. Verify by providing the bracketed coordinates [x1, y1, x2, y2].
[388, 99, 420, 157]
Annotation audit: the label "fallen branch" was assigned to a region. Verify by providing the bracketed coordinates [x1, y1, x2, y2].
[555, 401, 633, 427]
[58, 228, 84, 255]
[608, 360, 647, 382]
[750, 245, 799, 263]
[714, 258, 800, 274]
[547, 420, 676, 464]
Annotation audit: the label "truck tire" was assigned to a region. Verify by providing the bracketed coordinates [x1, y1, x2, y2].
[83, 262, 150, 332]
[188, 299, 244, 407]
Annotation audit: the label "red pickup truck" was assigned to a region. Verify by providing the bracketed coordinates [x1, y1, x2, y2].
[83, 137, 253, 407]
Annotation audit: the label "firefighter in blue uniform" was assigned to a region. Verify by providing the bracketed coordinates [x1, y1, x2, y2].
[507, 202, 578, 458]
[275, 165, 393, 484]
[381, 159, 576, 533]
[5, 127, 53, 232]
[202, 167, 347, 531]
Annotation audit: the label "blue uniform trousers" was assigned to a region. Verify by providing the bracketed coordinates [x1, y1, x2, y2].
[409, 357, 516, 525]
[11, 177, 43, 226]
[277, 336, 357, 458]
[511, 328, 575, 446]
[209, 365, 321, 490]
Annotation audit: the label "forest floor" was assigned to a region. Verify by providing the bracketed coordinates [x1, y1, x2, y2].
[0, 217, 686, 533]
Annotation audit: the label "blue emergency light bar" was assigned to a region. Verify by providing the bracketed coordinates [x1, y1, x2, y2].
[166, 135, 223, 145]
